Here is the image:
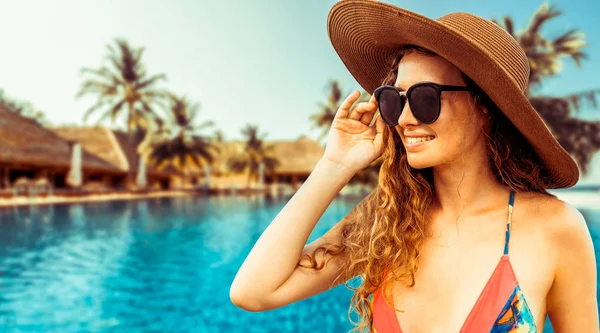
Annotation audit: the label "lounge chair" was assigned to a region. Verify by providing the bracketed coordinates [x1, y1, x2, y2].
[12, 177, 31, 196]
[31, 177, 53, 197]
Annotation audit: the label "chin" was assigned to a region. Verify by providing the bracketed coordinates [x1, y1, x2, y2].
[406, 155, 435, 169]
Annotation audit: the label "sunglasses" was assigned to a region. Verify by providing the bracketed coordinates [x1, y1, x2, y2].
[373, 82, 473, 126]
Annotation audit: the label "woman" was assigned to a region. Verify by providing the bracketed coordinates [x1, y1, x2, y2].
[230, 1, 598, 332]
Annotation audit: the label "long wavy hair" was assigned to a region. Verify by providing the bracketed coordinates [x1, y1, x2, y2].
[298, 45, 556, 333]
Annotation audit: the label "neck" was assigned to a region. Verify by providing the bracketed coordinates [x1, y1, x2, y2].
[429, 154, 510, 219]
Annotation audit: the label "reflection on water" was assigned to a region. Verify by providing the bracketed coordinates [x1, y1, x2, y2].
[0, 195, 597, 332]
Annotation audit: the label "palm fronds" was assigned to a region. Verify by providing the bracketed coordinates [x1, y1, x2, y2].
[77, 38, 169, 133]
[226, 124, 280, 186]
[140, 94, 219, 175]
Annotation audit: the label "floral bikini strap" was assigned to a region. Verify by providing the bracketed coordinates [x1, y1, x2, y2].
[503, 189, 515, 256]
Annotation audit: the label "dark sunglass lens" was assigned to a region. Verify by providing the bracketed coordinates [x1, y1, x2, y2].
[410, 85, 439, 123]
[378, 88, 404, 126]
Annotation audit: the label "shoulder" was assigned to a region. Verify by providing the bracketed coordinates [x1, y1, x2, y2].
[517, 190, 593, 264]
[523, 192, 600, 328]
[517, 190, 589, 240]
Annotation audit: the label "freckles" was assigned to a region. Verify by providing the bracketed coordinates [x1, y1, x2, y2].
[446, 107, 471, 125]
[438, 106, 461, 126]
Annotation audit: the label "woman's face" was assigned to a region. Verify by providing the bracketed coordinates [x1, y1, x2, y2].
[393, 52, 488, 169]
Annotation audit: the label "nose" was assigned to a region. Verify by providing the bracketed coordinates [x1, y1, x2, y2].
[397, 99, 420, 127]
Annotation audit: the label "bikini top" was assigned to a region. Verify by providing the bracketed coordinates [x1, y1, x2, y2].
[371, 189, 538, 333]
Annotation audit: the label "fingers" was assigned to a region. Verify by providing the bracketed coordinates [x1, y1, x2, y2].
[372, 111, 386, 152]
[349, 94, 377, 122]
[360, 95, 378, 125]
[334, 90, 362, 119]
[374, 111, 385, 133]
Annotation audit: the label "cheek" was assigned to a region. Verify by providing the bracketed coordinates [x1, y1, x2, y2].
[431, 105, 480, 155]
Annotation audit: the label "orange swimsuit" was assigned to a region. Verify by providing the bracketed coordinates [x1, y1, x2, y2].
[372, 189, 537, 332]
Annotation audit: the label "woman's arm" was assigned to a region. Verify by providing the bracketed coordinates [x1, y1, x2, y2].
[546, 201, 599, 332]
[229, 158, 355, 311]
[230, 90, 384, 312]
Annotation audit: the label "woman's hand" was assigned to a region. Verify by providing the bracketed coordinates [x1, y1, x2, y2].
[322, 90, 386, 174]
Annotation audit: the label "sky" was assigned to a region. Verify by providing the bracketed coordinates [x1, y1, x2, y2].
[0, 0, 599, 184]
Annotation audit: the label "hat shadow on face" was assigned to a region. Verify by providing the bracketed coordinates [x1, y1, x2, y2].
[391, 51, 491, 169]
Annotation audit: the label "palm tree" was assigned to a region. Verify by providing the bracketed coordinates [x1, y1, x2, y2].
[226, 124, 280, 188]
[492, 3, 592, 97]
[530, 97, 600, 174]
[310, 79, 371, 144]
[139, 94, 219, 177]
[212, 129, 225, 143]
[77, 38, 169, 186]
[493, 3, 600, 175]
[309, 80, 380, 184]
[77, 38, 168, 133]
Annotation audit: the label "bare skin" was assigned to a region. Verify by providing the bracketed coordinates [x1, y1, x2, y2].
[386, 53, 597, 333]
[230, 52, 598, 332]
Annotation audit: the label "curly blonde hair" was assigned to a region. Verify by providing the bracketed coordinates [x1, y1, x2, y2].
[298, 45, 554, 333]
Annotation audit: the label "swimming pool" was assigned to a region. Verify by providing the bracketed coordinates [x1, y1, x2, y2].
[0, 194, 597, 332]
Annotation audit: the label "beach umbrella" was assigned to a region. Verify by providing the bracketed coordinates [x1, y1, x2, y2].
[67, 143, 82, 188]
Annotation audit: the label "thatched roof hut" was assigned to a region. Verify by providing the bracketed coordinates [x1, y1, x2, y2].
[209, 135, 324, 180]
[51, 126, 178, 177]
[50, 126, 129, 172]
[268, 135, 325, 174]
[0, 106, 119, 172]
[111, 130, 179, 177]
[211, 141, 245, 174]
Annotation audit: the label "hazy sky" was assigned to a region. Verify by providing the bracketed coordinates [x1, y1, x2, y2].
[1, 0, 599, 184]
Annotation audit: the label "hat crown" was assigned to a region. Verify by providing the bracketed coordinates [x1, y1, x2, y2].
[435, 12, 530, 92]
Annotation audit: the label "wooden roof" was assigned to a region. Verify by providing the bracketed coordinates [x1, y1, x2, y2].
[2, 107, 323, 177]
[51, 126, 177, 177]
[0, 106, 120, 172]
[269, 135, 325, 174]
[111, 129, 178, 177]
[51, 126, 129, 172]
[211, 135, 324, 175]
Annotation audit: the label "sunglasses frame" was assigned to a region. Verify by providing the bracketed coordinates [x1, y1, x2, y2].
[374, 82, 473, 126]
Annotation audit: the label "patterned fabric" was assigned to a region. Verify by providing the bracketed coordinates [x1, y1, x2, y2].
[371, 189, 540, 333]
[490, 285, 537, 333]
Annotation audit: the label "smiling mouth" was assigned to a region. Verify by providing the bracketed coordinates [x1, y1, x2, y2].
[405, 136, 436, 144]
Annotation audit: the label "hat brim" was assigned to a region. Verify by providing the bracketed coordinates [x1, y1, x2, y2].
[327, 0, 579, 189]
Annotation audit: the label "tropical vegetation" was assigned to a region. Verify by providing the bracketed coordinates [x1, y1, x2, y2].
[77, 38, 218, 186]
[310, 79, 371, 143]
[0, 89, 48, 125]
[77, 38, 169, 134]
[138, 94, 219, 175]
[493, 3, 600, 174]
[226, 124, 280, 188]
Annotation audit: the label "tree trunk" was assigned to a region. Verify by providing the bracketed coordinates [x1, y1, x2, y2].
[204, 164, 211, 190]
[136, 154, 147, 189]
[258, 161, 264, 189]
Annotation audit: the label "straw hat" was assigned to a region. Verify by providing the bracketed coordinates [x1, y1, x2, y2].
[327, 0, 579, 189]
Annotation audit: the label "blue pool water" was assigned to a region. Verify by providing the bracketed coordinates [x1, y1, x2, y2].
[0, 194, 598, 332]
